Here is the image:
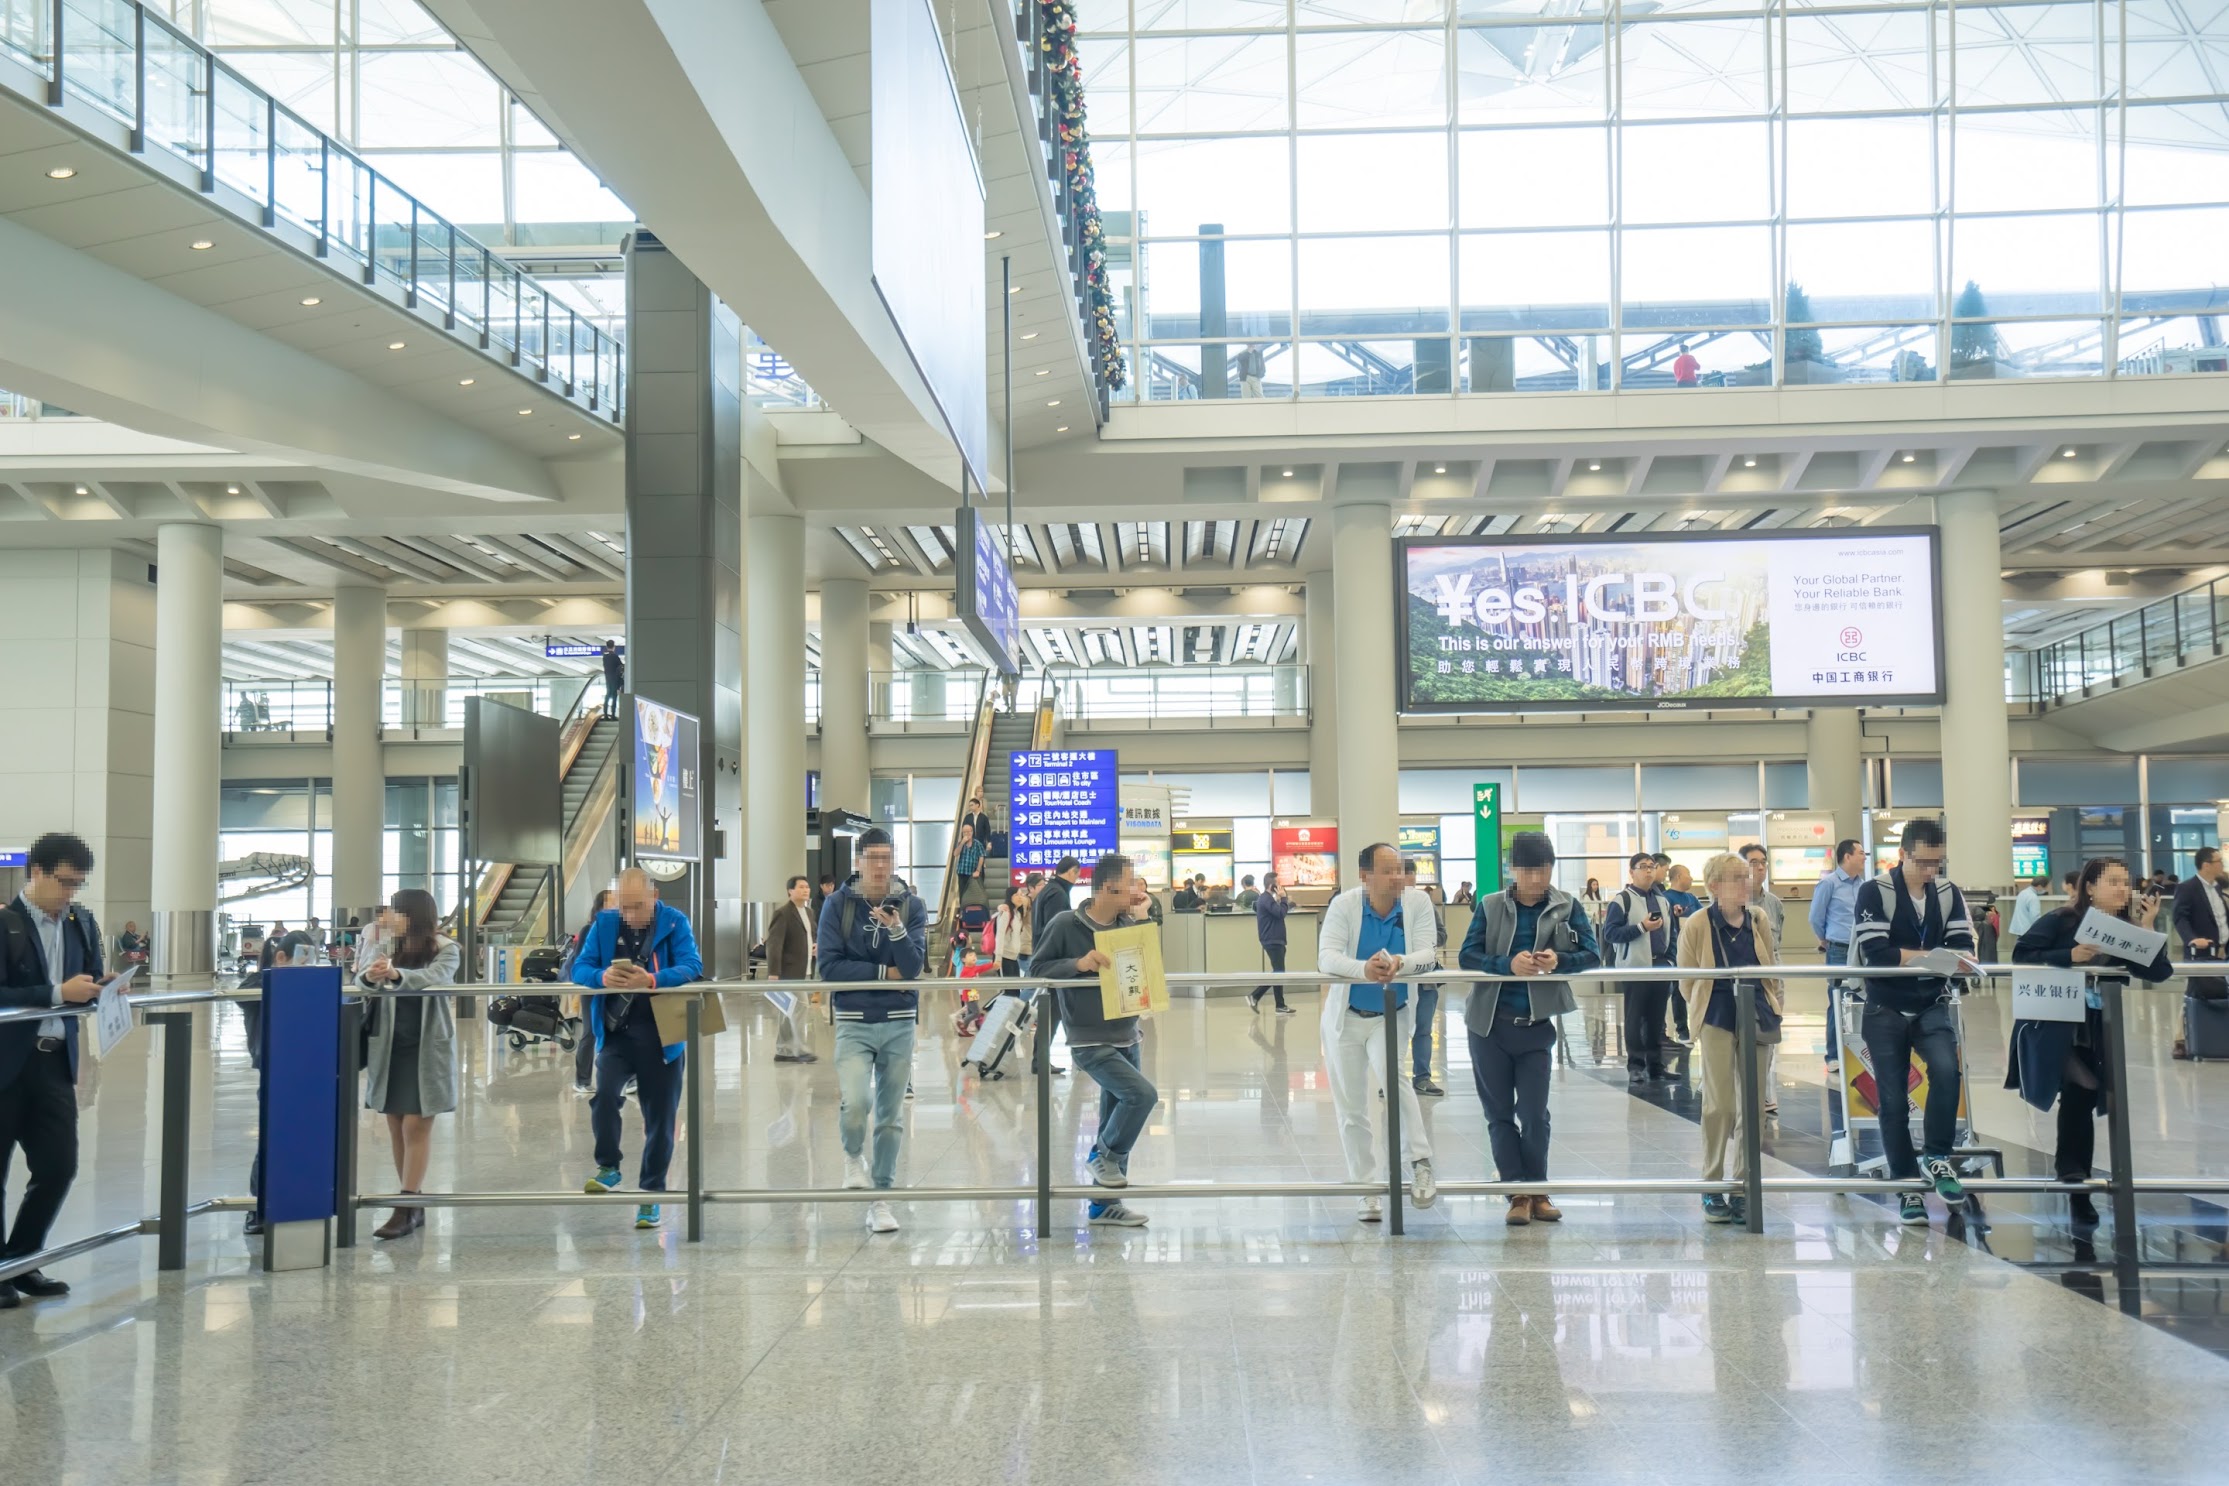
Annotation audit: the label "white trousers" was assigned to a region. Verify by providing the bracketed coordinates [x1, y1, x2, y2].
[1325, 1007, 1433, 1182]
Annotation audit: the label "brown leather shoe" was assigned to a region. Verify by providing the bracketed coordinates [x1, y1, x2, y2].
[372, 1208, 411, 1240]
[1530, 1195, 1564, 1223]
[1505, 1195, 1532, 1226]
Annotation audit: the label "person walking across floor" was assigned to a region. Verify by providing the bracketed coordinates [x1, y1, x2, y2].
[1681, 854, 1783, 1225]
[1602, 853, 1678, 1085]
[599, 639, 623, 719]
[1318, 842, 1439, 1223]
[0, 834, 105, 1308]
[1850, 818, 1979, 1226]
[818, 828, 927, 1234]
[1739, 843, 1787, 1114]
[572, 868, 704, 1231]
[1247, 871, 1295, 1015]
[2169, 849, 2229, 1060]
[1457, 831, 1599, 1226]
[357, 888, 462, 1242]
[1809, 837, 1868, 1059]
[764, 875, 819, 1064]
[1403, 859, 1447, 1096]
[2010, 856, 2173, 1229]
[1029, 853, 1159, 1227]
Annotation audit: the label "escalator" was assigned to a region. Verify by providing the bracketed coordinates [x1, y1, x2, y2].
[475, 697, 623, 944]
[933, 678, 1058, 956]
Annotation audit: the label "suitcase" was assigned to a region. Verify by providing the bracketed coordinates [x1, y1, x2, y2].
[2188, 994, 2229, 1061]
[967, 991, 1034, 1080]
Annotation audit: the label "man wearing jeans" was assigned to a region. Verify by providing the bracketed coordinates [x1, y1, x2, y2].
[1247, 872, 1294, 1015]
[818, 827, 928, 1235]
[1850, 817, 1977, 1225]
[1030, 853, 1157, 1227]
[1810, 838, 1867, 1058]
[1403, 860, 1445, 1096]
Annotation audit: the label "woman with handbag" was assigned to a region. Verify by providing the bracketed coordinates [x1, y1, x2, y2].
[357, 888, 462, 1240]
[1678, 852, 1784, 1226]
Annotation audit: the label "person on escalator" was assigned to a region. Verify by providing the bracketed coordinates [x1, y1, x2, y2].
[599, 639, 623, 720]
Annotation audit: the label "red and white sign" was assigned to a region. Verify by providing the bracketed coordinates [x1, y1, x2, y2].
[1271, 824, 1341, 890]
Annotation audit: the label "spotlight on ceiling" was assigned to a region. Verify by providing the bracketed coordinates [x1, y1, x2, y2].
[45, 165, 75, 180]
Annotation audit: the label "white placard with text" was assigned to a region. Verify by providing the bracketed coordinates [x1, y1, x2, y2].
[2010, 966, 2089, 1025]
[93, 968, 138, 1060]
[2074, 908, 2168, 965]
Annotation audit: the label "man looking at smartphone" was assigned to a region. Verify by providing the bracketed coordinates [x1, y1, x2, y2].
[819, 827, 928, 1233]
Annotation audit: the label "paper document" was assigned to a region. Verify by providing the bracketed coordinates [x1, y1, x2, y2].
[1905, 948, 1976, 976]
[765, 989, 797, 1018]
[2074, 908, 2168, 966]
[2010, 966, 2088, 1024]
[1094, 924, 1168, 1019]
[93, 966, 139, 1060]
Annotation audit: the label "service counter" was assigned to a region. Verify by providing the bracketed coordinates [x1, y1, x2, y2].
[1160, 909, 1320, 994]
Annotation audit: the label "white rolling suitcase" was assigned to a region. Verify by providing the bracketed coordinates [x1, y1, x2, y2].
[967, 991, 1034, 1080]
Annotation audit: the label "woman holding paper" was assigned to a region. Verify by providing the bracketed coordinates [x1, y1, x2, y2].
[357, 889, 462, 1240]
[2008, 857, 2171, 1228]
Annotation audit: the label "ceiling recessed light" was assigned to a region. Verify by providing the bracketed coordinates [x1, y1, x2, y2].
[1035, 368, 1050, 376]
[1433, 464, 1447, 475]
[518, 408, 533, 416]
[74, 485, 88, 495]
[45, 166, 75, 180]
[1587, 461, 1602, 472]
[1743, 457, 1758, 468]
[459, 377, 475, 386]
[568, 433, 582, 441]
[1282, 469, 1295, 478]
[984, 229, 1003, 240]
[1056, 425, 1069, 432]
[226, 485, 240, 495]
[190, 239, 214, 251]
[388, 340, 406, 350]
[1901, 452, 1916, 463]
[1047, 399, 1061, 407]
[1022, 332, 1039, 341]
[299, 296, 321, 306]
[2063, 447, 2079, 458]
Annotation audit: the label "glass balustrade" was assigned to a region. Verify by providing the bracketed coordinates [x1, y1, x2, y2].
[2018, 575, 2229, 706]
[863, 667, 1311, 725]
[0, 0, 622, 419]
[222, 675, 597, 734]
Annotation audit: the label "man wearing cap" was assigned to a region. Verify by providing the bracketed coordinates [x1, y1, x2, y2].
[1457, 831, 1601, 1226]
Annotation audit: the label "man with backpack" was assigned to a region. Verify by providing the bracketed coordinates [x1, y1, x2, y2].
[818, 827, 927, 1234]
[0, 833, 105, 1308]
[1602, 852, 1679, 1086]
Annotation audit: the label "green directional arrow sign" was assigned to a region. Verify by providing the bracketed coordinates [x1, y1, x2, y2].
[1473, 782, 1503, 894]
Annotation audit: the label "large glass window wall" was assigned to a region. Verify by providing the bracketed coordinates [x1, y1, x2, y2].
[1080, 1, 2229, 398]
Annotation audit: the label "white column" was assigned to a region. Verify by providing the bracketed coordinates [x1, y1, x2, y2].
[1806, 707, 1864, 847]
[1938, 489, 2014, 886]
[329, 582, 387, 924]
[868, 619, 895, 732]
[150, 524, 222, 982]
[1330, 503, 1398, 862]
[746, 513, 807, 900]
[1304, 570, 1337, 819]
[817, 577, 871, 817]
[400, 627, 448, 728]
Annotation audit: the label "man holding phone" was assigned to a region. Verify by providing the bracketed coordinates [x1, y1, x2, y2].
[570, 868, 703, 1230]
[1603, 852, 1679, 1085]
[818, 827, 928, 1234]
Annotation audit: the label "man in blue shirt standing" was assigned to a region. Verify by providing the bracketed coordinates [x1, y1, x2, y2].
[1318, 843, 1439, 1223]
[1809, 838, 1867, 1059]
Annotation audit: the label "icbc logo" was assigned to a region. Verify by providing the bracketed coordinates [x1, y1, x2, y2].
[1838, 626, 1863, 648]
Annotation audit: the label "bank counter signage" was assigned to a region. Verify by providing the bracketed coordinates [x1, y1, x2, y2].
[1397, 823, 1441, 885]
[1174, 830, 1233, 854]
[1272, 824, 1340, 889]
[1397, 529, 1943, 713]
[632, 697, 700, 862]
[1010, 749, 1119, 873]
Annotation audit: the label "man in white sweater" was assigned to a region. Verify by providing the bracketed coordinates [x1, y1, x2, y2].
[1318, 842, 1439, 1223]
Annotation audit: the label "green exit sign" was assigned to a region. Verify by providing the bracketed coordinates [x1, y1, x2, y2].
[1474, 782, 1502, 894]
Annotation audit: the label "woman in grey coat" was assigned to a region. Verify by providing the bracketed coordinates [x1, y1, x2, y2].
[358, 888, 461, 1239]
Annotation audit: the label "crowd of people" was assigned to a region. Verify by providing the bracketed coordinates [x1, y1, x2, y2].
[0, 811, 2207, 1300]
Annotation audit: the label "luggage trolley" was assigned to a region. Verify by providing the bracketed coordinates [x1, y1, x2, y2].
[1825, 975, 2005, 1197]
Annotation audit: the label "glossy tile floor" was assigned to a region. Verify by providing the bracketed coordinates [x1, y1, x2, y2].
[4, 983, 2228, 1484]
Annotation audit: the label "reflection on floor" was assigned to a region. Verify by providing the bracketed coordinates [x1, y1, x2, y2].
[3, 981, 2227, 1484]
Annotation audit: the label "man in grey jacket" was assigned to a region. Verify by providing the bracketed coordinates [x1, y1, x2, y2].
[1457, 832, 1601, 1226]
[1028, 852, 1157, 1228]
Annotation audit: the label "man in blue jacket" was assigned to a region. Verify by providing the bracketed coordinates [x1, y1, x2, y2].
[818, 827, 927, 1234]
[1246, 871, 1294, 1015]
[571, 867, 703, 1230]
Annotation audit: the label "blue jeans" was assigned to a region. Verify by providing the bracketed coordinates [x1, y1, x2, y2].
[591, 1013, 684, 1191]
[1412, 984, 1440, 1082]
[1072, 1042, 1157, 1210]
[836, 1020, 917, 1189]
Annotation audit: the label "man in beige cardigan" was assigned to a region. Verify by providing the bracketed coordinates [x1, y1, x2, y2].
[1677, 852, 1784, 1226]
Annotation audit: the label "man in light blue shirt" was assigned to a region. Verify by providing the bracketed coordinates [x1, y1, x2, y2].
[1319, 844, 1440, 1222]
[1808, 838, 1867, 963]
[2008, 874, 2049, 936]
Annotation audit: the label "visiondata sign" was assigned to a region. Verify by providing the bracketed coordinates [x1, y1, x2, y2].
[1009, 749, 1119, 874]
[1398, 528, 1942, 713]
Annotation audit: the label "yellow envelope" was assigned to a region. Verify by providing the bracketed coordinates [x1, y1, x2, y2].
[1095, 923, 1168, 1019]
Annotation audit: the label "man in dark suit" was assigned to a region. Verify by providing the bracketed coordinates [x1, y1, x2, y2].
[962, 795, 995, 857]
[763, 875, 817, 1063]
[2171, 849, 2229, 1057]
[0, 833, 105, 1308]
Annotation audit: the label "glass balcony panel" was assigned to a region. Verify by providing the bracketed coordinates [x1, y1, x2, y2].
[210, 62, 268, 204]
[59, 0, 133, 123]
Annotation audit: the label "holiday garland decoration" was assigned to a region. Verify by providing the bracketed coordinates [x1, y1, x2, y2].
[1039, 1, 1128, 391]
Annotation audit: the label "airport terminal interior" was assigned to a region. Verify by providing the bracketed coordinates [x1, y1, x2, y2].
[8, 0, 2229, 1481]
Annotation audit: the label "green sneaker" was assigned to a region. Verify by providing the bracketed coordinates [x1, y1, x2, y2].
[634, 1204, 661, 1230]
[1898, 1193, 1929, 1226]
[585, 1166, 621, 1194]
[1924, 1157, 1967, 1209]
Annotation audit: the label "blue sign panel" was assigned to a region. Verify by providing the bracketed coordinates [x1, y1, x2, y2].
[0, 848, 24, 868]
[955, 505, 1020, 677]
[1008, 749, 1119, 875]
[547, 641, 622, 659]
[260, 965, 342, 1225]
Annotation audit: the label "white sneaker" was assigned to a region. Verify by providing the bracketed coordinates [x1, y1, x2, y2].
[866, 1199, 899, 1233]
[1410, 1159, 1437, 1210]
[1086, 1153, 1127, 1189]
[842, 1154, 871, 1191]
[1358, 1195, 1383, 1223]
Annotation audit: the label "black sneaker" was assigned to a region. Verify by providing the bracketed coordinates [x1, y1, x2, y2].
[10, 1269, 68, 1299]
[2069, 1191, 2100, 1228]
[1414, 1077, 1445, 1098]
[1701, 1195, 1735, 1224]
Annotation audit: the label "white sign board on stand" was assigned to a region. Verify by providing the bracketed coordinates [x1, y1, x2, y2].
[2010, 966, 2088, 1024]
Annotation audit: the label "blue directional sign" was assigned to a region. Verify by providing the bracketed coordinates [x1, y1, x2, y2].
[1008, 749, 1119, 876]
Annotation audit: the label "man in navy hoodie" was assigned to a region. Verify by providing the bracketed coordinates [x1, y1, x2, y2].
[818, 827, 928, 1233]
[571, 867, 703, 1230]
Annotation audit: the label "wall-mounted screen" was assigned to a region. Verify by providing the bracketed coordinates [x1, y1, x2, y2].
[632, 697, 701, 862]
[1398, 528, 1942, 713]
[955, 505, 1020, 676]
[464, 697, 562, 865]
